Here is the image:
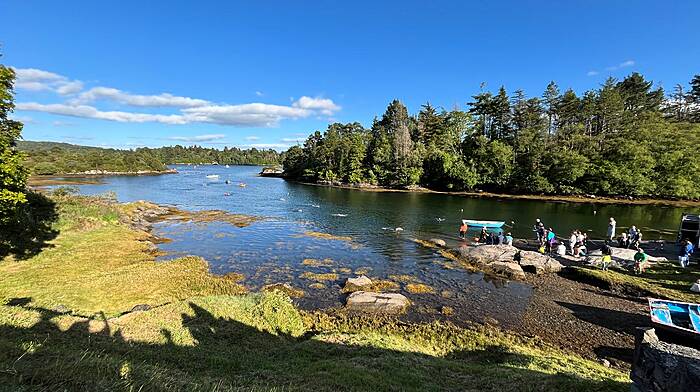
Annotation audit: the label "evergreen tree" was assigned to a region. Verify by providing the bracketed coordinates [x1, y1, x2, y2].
[542, 81, 561, 135]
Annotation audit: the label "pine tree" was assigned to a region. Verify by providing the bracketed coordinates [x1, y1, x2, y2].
[542, 81, 561, 135]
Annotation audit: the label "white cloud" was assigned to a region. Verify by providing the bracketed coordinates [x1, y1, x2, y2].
[292, 96, 341, 116]
[180, 102, 312, 127]
[255, 91, 264, 96]
[16, 102, 189, 124]
[587, 59, 637, 76]
[245, 136, 260, 141]
[13, 67, 83, 95]
[168, 134, 226, 142]
[619, 60, 635, 68]
[76, 87, 210, 108]
[14, 67, 342, 127]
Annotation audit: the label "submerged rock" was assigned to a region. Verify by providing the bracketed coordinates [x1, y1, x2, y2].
[345, 291, 410, 314]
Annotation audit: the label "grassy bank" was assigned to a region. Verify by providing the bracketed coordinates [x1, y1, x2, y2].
[0, 194, 630, 390]
[0, 194, 245, 317]
[567, 262, 700, 302]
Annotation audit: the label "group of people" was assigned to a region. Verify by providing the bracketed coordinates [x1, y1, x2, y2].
[458, 214, 696, 271]
[533, 219, 558, 254]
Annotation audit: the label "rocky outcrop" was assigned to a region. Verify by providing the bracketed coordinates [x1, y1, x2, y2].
[484, 261, 526, 280]
[259, 167, 284, 177]
[454, 245, 562, 276]
[631, 328, 700, 392]
[345, 291, 410, 314]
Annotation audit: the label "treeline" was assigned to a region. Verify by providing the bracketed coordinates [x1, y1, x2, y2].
[283, 73, 700, 199]
[18, 141, 281, 175]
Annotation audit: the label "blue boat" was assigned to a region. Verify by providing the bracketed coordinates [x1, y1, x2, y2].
[648, 298, 700, 339]
[462, 219, 505, 228]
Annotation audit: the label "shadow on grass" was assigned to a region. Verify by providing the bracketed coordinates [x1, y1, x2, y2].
[0, 298, 629, 392]
[556, 301, 649, 336]
[0, 192, 58, 260]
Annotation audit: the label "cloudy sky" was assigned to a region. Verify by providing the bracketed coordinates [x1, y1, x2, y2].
[2, 1, 699, 150]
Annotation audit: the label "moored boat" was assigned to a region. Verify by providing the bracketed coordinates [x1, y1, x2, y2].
[462, 219, 505, 228]
[206, 174, 219, 179]
[649, 298, 700, 340]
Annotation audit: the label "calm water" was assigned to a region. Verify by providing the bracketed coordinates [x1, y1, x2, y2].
[64, 165, 686, 325]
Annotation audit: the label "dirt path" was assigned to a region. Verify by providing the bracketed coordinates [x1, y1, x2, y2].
[517, 273, 648, 369]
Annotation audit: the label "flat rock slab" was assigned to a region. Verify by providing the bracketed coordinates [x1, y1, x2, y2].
[454, 244, 562, 275]
[346, 291, 410, 314]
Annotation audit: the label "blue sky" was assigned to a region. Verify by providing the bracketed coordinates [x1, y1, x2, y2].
[2, 1, 699, 150]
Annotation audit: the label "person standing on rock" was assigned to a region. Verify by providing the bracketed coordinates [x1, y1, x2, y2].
[533, 218, 543, 241]
[607, 218, 616, 242]
[459, 221, 468, 239]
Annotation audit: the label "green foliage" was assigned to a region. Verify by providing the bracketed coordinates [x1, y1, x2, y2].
[0, 63, 29, 229]
[283, 72, 700, 199]
[17, 141, 281, 175]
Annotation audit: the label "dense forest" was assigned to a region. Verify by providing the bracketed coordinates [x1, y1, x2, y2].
[18, 141, 281, 175]
[283, 73, 700, 199]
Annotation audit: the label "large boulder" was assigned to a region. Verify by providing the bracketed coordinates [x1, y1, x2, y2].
[485, 261, 526, 280]
[454, 244, 562, 275]
[345, 291, 410, 314]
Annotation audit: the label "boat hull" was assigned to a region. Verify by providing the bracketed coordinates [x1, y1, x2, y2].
[462, 219, 505, 228]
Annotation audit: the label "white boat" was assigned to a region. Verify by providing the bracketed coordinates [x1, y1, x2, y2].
[462, 219, 505, 228]
[225, 165, 230, 168]
[206, 174, 219, 179]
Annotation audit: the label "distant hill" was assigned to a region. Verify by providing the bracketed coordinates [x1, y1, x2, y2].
[17, 140, 282, 175]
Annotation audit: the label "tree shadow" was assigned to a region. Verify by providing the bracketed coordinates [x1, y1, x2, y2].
[0, 298, 630, 391]
[556, 301, 649, 335]
[0, 191, 58, 259]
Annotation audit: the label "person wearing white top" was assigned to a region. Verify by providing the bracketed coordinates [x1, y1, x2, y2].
[607, 217, 616, 241]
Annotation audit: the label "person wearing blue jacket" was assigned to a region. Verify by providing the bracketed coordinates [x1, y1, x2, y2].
[679, 239, 694, 268]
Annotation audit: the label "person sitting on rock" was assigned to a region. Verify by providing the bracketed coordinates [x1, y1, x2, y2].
[504, 232, 514, 246]
[618, 232, 630, 248]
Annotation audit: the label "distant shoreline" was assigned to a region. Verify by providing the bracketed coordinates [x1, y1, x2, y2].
[27, 169, 177, 187]
[290, 180, 700, 208]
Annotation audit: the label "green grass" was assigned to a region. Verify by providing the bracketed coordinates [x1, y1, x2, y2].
[0, 195, 245, 317]
[568, 262, 700, 302]
[0, 194, 631, 391]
